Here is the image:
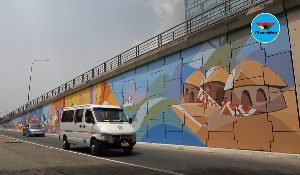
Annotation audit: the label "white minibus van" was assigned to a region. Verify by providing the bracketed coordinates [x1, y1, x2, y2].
[59, 104, 136, 156]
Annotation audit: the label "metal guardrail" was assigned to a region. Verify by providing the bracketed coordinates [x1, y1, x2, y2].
[2, 0, 267, 122]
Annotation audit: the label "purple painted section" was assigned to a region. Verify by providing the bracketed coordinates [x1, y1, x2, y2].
[165, 79, 182, 102]
[90, 86, 94, 104]
[245, 50, 265, 65]
[165, 63, 183, 102]
[171, 62, 183, 80]
[124, 83, 146, 104]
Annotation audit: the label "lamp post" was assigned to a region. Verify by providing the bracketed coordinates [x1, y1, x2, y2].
[28, 60, 49, 102]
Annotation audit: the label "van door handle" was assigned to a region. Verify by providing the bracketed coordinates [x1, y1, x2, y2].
[83, 125, 85, 128]
[79, 125, 82, 128]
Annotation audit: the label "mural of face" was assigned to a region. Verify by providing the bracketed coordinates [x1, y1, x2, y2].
[50, 104, 58, 133]
[26, 113, 30, 125]
[31, 114, 37, 124]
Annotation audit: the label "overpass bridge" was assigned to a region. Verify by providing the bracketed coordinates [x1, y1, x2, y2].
[1, 0, 300, 154]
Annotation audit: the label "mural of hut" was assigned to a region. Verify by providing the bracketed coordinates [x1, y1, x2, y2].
[201, 61, 229, 106]
[182, 66, 205, 104]
[223, 55, 287, 114]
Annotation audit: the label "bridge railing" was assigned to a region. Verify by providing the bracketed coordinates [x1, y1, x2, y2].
[2, 0, 267, 122]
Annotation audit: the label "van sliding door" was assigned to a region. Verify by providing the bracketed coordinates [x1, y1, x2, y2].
[74, 109, 85, 145]
[82, 109, 94, 147]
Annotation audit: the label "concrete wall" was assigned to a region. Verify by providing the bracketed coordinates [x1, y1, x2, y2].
[1, 0, 300, 154]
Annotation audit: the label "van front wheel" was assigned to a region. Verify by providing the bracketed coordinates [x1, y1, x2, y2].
[123, 146, 133, 155]
[91, 140, 100, 156]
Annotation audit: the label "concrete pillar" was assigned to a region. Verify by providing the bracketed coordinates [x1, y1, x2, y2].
[287, 6, 300, 118]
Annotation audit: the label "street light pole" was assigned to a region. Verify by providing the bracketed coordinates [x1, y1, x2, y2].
[28, 60, 49, 102]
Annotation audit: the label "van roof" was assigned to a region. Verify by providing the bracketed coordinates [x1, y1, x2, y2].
[63, 104, 121, 110]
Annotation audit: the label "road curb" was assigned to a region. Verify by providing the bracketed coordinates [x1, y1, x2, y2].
[136, 142, 300, 161]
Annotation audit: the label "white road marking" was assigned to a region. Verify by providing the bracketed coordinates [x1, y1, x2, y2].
[1, 134, 183, 175]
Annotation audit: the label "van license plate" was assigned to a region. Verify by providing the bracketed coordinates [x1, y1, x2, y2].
[121, 141, 129, 146]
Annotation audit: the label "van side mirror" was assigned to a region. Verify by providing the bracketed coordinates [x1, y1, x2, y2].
[129, 118, 132, 124]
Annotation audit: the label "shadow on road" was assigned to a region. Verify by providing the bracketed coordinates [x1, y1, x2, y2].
[70, 146, 141, 158]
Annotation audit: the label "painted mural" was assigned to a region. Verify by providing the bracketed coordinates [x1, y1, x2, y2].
[110, 13, 299, 153]
[3, 99, 63, 134]
[1, 13, 299, 154]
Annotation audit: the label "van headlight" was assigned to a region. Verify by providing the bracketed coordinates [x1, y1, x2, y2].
[132, 133, 136, 142]
[132, 133, 136, 139]
[101, 134, 113, 140]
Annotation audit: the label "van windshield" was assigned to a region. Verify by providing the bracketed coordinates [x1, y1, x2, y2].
[93, 108, 127, 122]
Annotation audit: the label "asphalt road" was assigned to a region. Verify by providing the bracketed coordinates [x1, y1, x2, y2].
[0, 129, 299, 175]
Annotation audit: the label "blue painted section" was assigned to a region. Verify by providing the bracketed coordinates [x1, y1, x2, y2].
[183, 125, 206, 146]
[261, 13, 291, 56]
[165, 131, 185, 145]
[266, 52, 294, 86]
[164, 52, 182, 80]
[135, 65, 148, 89]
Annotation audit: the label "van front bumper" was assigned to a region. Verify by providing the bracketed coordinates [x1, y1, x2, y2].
[97, 139, 136, 150]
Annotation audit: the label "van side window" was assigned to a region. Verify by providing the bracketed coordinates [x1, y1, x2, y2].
[76, 109, 84, 122]
[85, 109, 93, 123]
[61, 110, 74, 122]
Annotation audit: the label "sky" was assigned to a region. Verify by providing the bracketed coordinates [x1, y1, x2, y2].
[0, 0, 185, 117]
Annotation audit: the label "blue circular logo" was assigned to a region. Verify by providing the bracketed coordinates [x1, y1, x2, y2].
[251, 13, 280, 43]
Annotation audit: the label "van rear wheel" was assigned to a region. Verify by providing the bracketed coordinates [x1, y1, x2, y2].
[63, 138, 70, 150]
